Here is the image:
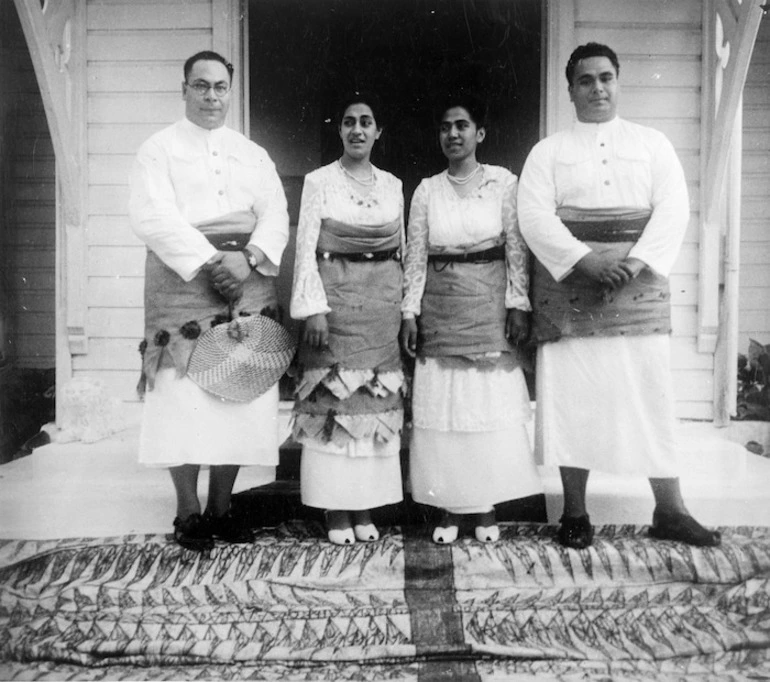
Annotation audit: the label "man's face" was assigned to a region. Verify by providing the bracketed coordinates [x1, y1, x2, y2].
[569, 56, 619, 123]
[183, 59, 231, 130]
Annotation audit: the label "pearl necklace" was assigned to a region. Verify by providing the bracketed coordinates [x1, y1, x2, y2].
[339, 160, 375, 187]
[447, 163, 481, 185]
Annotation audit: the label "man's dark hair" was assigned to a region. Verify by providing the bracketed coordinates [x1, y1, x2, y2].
[565, 43, 620, 85]
[184, 51, 234, 82]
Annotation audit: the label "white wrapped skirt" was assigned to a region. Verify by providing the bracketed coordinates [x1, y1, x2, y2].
[138, 367, 279, 486]
[409, 357, 542, 512]
[535, 334, 678, 478]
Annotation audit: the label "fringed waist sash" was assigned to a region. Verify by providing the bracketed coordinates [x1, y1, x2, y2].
[419, 239, 511, 358]
[139, 210, 277, 394]
[530, 207, 670, 344]
[294, 218, 404, 450]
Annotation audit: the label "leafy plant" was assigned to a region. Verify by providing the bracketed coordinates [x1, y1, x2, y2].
[736, 339, 770, 420]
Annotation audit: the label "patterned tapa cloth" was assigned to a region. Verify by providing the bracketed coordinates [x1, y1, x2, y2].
[2, 523, 770, 680]
[531, 207, 671, 344]
[139, 210, 277, 395]
[293, 219, 404, 448]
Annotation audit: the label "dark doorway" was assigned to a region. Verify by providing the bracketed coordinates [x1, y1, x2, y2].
[249, 0, 541, 198]
[248, 0, 542, 350]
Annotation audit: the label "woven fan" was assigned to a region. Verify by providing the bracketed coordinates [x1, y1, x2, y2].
[187, 315, 295, 402]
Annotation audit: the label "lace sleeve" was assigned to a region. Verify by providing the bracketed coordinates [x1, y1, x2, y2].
[401, 181, 430, 317]
[290, 172, 331, 320]
[502, 174, 531, 311]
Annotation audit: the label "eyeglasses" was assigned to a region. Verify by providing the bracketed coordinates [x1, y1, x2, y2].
[186, 80, 230, 96]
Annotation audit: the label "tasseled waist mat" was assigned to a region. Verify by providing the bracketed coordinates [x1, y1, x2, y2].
[530, 206, 671, 344]
[138, 210, 277, 396]
[293, 219, 404, 452]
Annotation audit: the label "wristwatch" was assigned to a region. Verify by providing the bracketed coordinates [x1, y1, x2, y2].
[243, 249, 260, 271]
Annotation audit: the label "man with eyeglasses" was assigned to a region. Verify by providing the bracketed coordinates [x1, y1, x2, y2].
[129, 51, 289, 551]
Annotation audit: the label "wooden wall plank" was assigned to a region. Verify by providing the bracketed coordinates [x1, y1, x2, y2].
[89, 124, 165, 154]
[88, 3, 210, 30]
[576, 0, 701, 24]
[89, 277, 144, 308]
[87, 216, 141, 247]
[89, 155, 134, 185]
[88, 308, 144, 337]
[88, 93, 183, 124]
[622, 89, 700, 119]
[88, 246, 145, 277]
[88, 63, 183, 93]
[88, 31, 212, 62]
[71, 338, 144, 371]
[88, 185, 131, 215]
[573, 28, 701, 55]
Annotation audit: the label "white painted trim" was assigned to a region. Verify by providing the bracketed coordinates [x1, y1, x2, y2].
[699, 0, 764, 354]
[543, 0, 575, 136]
[698, 0, 719, 354]
[213, 0, 246, 134]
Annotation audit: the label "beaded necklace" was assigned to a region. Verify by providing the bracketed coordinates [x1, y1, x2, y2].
[447, 163, 481, 185]
[338, 159, 375, 187]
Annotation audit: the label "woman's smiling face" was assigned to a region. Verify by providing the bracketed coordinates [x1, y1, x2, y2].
[339, 103, 381, 161]
[439, 106, 485, 162]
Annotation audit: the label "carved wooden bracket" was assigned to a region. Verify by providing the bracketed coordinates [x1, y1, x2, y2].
[13, 0, 87, 355]
[698, 0, 764, 353]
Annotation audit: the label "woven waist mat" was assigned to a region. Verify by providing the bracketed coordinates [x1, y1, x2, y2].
[299, 258, 402, 371]
[419, 259, 513, 358]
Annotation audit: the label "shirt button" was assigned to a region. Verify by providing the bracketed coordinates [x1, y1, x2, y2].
[218, 190, 224, 195]
[215, 169, 221, 175]
[600, 143, 605, 147]
[602, 159, 608, 165]
[604, 180, 611, 186]
[212, 151, 219, 156]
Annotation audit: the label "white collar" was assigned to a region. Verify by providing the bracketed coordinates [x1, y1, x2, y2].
[573, 116, 620, 134]
[180, 117, 227, 140]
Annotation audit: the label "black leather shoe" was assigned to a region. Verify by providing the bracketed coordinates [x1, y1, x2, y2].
[558, 514, 594, 549]
[204, 509, 254, 544]
[649, 510, 721, 547]
[173, 513, 214, 552]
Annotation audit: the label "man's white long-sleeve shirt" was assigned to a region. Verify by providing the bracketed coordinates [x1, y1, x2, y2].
[517, 117, 689, 282]
[129, 117, 289, 281]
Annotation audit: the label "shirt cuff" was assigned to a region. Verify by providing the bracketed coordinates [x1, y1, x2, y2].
[181, 244, 219, 282]
[551, 243, 593, 283]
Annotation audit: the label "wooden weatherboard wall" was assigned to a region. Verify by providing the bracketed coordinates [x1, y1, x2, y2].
[740, 18, 770, 354]
[572, 0, 711, 420]
[79, 0, 241, 408]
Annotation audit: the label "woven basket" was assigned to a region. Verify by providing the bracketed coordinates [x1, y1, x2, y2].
[187, 315, 295, 402]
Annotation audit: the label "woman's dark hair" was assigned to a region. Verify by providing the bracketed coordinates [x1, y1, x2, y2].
[565, 43, 620, 85]
[334, 91, 383, 129]
[184, 50, 234, 82]
[434, 92, 488, 129]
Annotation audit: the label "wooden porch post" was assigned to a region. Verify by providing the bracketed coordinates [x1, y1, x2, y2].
[13, 0, 87, 410]
[701, 0, 765, 423]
